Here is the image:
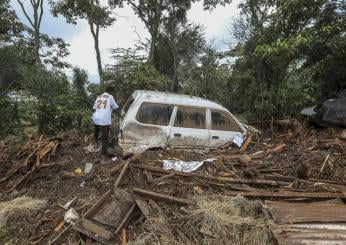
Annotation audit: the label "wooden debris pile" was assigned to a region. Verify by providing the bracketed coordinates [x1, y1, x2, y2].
[0, 136, 61, 192]
[1, 125, 345, 244]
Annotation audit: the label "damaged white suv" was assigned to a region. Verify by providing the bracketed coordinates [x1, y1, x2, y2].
[118, 90, 246, 155]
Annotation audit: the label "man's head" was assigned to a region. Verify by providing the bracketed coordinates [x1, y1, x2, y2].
[105, 85, 114, 94]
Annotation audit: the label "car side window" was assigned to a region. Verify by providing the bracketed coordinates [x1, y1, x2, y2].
[136, 102, 173, 126]
[211, 110, 242, 132]
[174, 106, 206, 129]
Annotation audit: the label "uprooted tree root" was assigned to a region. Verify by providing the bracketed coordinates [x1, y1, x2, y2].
[130, 195, 276, 245]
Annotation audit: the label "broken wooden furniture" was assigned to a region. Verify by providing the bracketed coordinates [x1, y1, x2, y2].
[73, 188, 136, 244]
[72, 160, 133, 244]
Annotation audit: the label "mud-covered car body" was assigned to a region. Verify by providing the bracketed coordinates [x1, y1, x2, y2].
[118, 90, 246, 155]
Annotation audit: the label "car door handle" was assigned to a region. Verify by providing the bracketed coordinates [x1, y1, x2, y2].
[212, 136, 219, 139]
[174, 133, 181, 137]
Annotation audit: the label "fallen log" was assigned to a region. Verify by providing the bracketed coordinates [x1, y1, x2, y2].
[133, 188, 193, 206]
[132, 164, 289, 187]
[226, 190, 345, 199]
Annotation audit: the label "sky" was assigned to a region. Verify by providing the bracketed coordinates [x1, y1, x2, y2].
[11, 0, 242, 83]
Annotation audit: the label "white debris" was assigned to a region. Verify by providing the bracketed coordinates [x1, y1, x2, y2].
[84, 163, 93, 174]
[64, 208, 79, 224]
[163, 158, 216, 172]
[232, 134, 244, 147]
[63, 197, 77, 210]
[112, 156, 118, 161]
[83, 143, 100, 153]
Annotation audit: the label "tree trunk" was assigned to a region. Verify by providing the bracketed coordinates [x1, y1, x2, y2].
[90, 23, 103, 88]
[94, 36, 103, 87]
[148, 31, 157, 64]
[34, 30, 41, 65]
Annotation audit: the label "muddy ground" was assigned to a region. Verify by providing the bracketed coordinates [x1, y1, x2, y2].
[0, 122, 345, 244]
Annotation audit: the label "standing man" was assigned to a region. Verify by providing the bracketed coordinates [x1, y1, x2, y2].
[92, 86, 119, 162]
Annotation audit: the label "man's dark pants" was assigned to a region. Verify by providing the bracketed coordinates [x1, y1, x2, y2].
[94, 124, 110, 156]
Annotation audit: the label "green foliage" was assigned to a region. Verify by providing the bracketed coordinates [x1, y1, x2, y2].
[228, 0, 346, 121]
[50, 0, 115, 27]
[154, 23, 206, 91]
[0, 96, 21, 138]
[106, 51, 168, 104]
[72, 66, 89, 98]
[20, 67, 93, 134]
[0, 0, 24, 43]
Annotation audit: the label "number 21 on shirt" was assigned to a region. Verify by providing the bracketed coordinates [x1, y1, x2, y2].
[97, 99, 107, 109]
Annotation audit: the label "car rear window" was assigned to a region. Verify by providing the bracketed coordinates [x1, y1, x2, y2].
[174, 106, 206, 129]
[211, 110, 242, 132]
[136, 102, 173, 126]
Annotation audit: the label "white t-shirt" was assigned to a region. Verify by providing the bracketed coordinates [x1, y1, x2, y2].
[92, 92, 119, 126]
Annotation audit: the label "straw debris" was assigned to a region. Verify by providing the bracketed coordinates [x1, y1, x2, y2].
[130, 195, 275, 245]
[0, 196, 47, 228]
[183, 195, 275, 245]
[129, 216, 175, 245]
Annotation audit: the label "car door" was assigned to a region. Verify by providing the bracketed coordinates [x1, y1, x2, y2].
[120, 102, 174, 153]
[167, 106, 210, 149]
[208, 109, 245, 148]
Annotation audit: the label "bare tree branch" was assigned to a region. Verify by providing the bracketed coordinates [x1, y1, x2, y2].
[38, 0, 44, 30]
[17, 0, 35, 28]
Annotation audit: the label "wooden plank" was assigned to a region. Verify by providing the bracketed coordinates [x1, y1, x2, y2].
[114, 204, 136, 234]
[226, 190, 345, 199]
[270, 223, 346, 245]
[114, 160, 130, 189]
[82, 218, 112, 240]
[110, 162, 125, 176]
[132, 164, 289, 187]
[135, 199, 151, 218]
[240, 134, 252, 152]
[266, 201, 346, 224]
[73, 223, 110, 245]
[121, 229, 127, 245]
[83, 190, 111, 218]
[150, 173, 175, 183]
[133, 188, 193, 206]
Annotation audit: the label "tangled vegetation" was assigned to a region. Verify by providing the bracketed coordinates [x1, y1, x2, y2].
[0, 0, 345, 139]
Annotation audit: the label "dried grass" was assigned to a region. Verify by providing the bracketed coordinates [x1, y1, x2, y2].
[0, 196, 46, 228]
[129, 216, 176, 245]
[186, 195, 275, 245]
[130, 195, 276, 245]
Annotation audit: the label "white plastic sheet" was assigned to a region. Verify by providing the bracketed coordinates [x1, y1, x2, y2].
[163, 158, 216, 172]
[232, 134, 244, 147]
[84, 163, 93, 174]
